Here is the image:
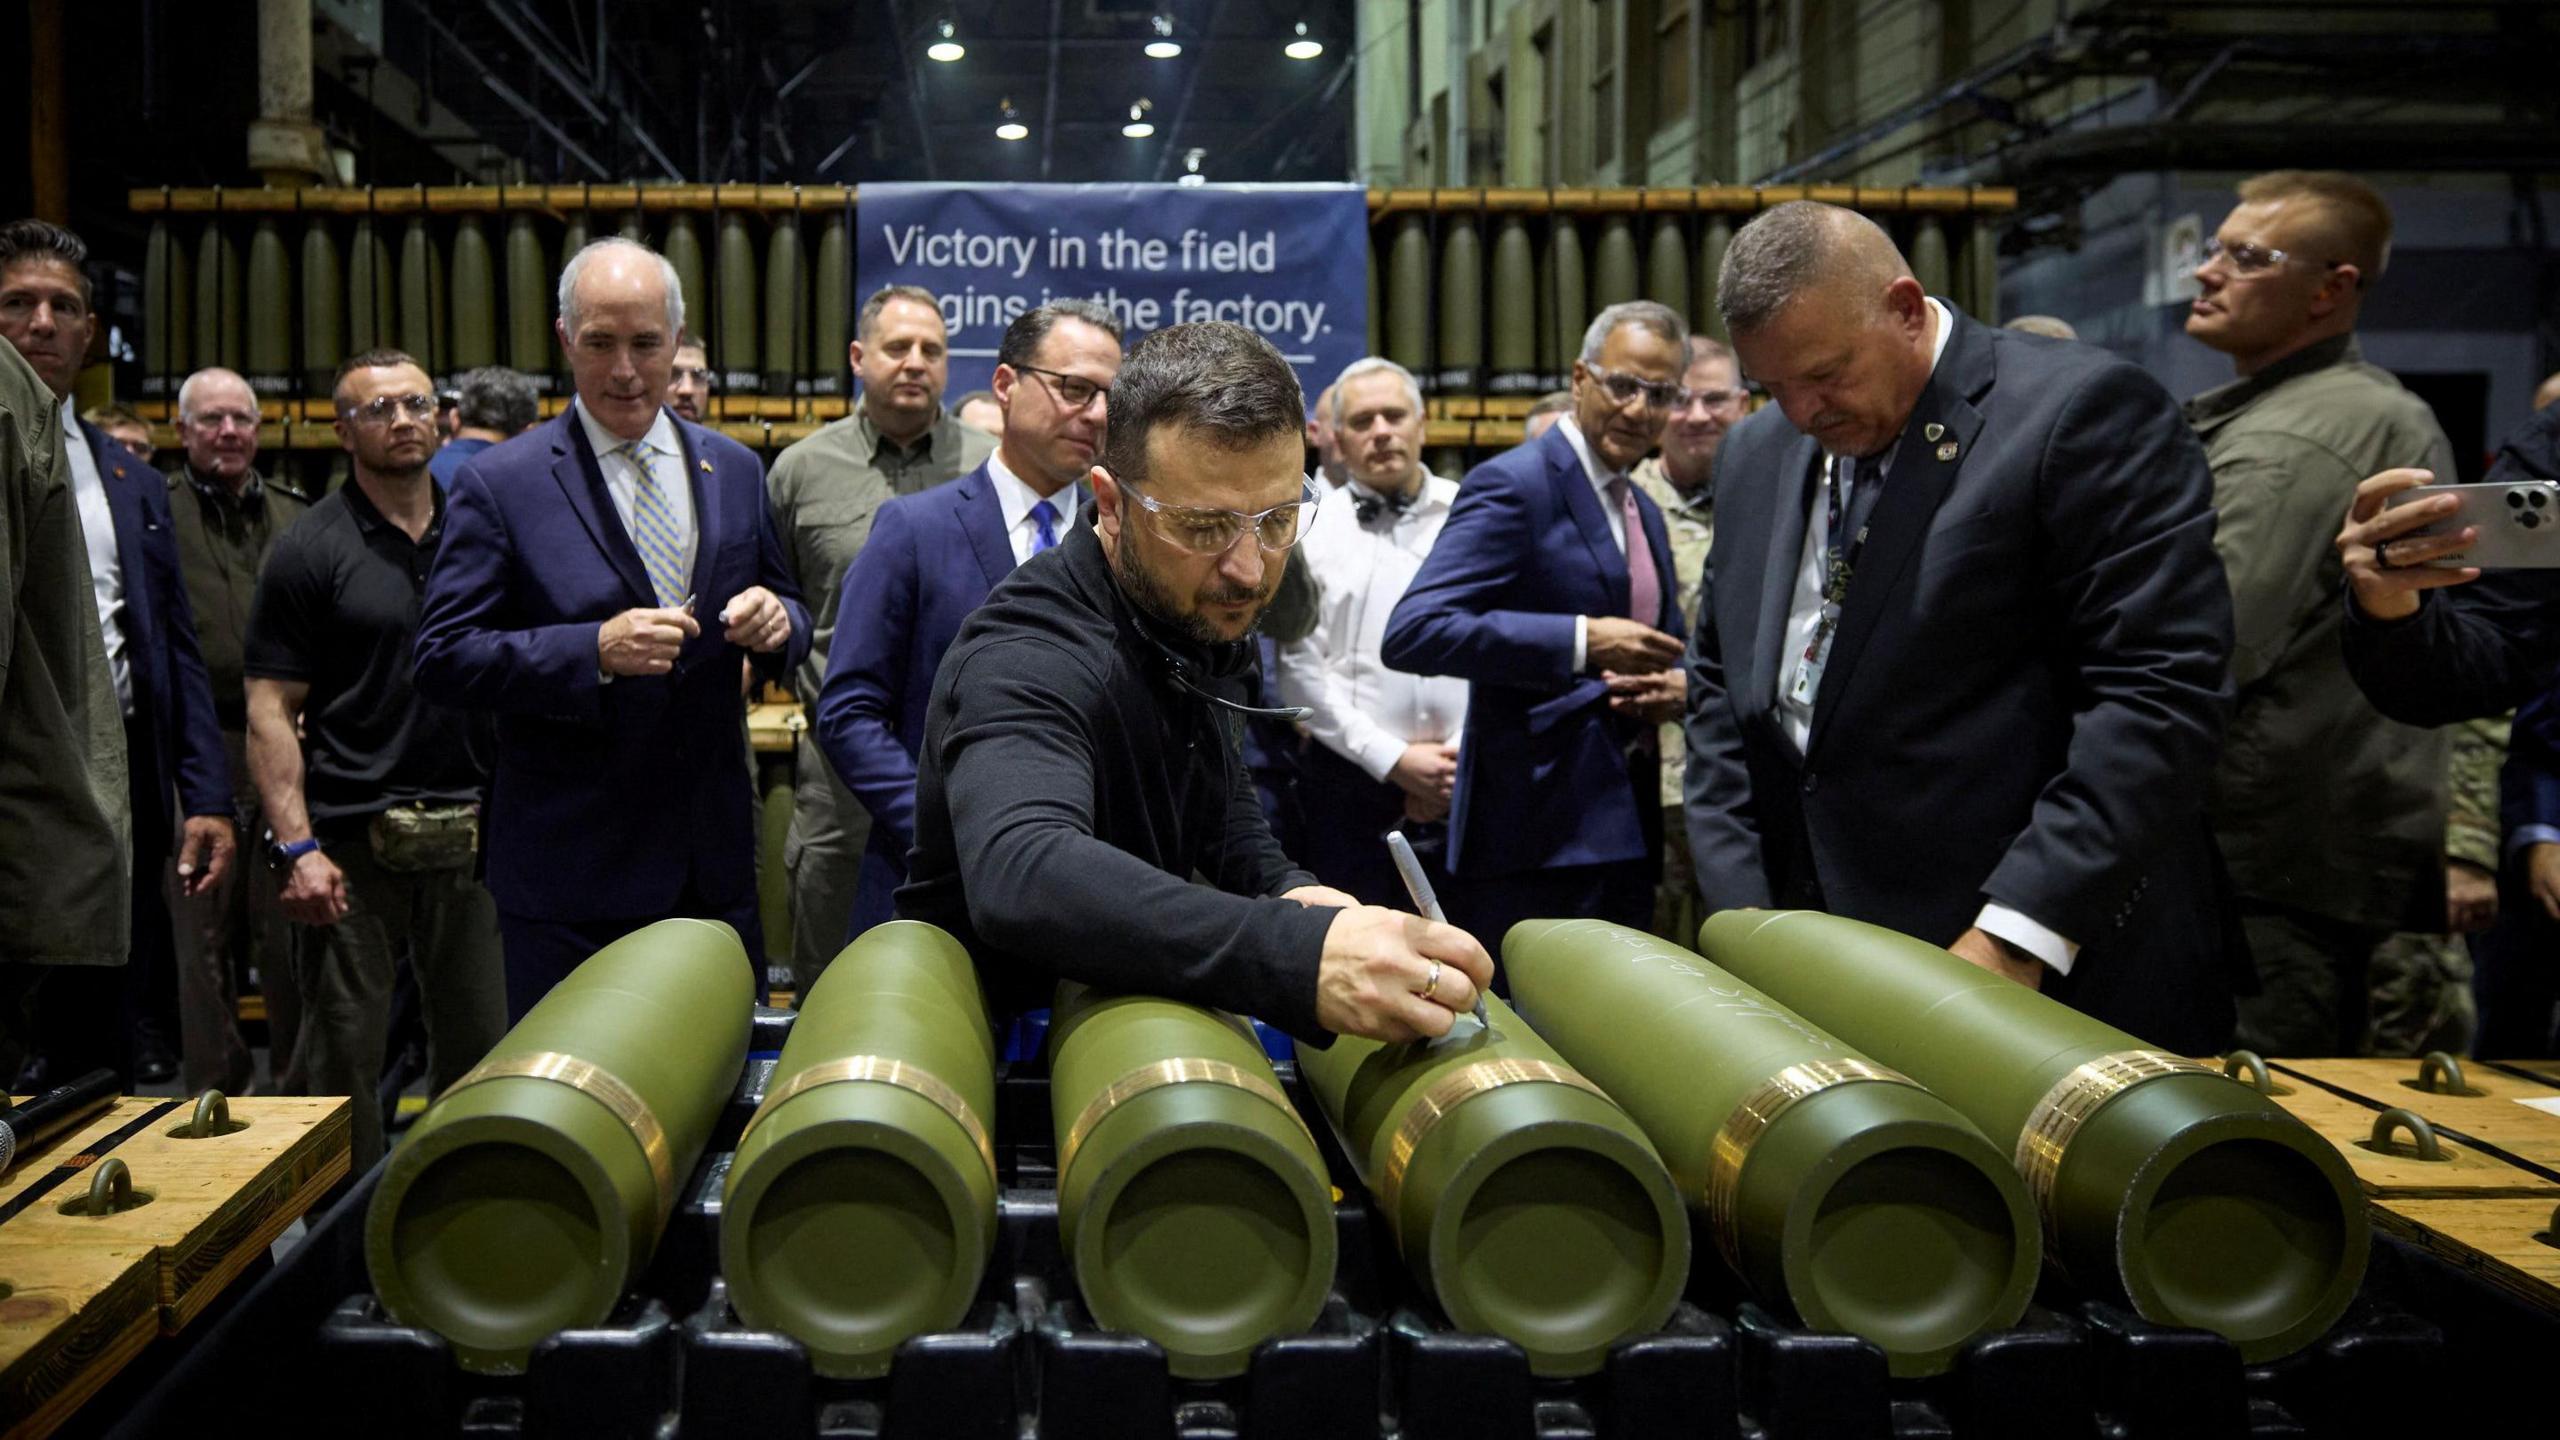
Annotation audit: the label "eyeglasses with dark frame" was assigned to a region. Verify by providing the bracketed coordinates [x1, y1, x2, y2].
[340, 393, 439, 425]
[1116, 474, 1322, 555]
[1013, 362, 1113, 411]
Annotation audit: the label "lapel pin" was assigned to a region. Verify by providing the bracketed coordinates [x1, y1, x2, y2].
[1936, 441, 1960, 462]
[698, 458, 713, 473]
[1923, 422, 1945, 442]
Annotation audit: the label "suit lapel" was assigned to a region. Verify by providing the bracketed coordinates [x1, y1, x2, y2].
[1805, 310, 1993, 758]
[1552, 432, 1628, 613]
[549, 415, 657, 606]
[677, 420, 721, 603]
[1748, 433, 1822, 713]
[86, 423, 157, 630]
[955, 466, 1014, 586]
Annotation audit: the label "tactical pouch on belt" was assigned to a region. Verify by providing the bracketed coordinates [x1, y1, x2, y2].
[370, 803, 480, 873]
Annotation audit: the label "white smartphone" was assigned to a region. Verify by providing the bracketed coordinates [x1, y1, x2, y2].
[2382, 480, 2560, 569]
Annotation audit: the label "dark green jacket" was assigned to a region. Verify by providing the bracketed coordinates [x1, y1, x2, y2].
[0, 344, 130, 964]
[2187, 334, 2454, 929]
[165, 464, 307, 729]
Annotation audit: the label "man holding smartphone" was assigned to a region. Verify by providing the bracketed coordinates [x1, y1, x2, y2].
[2183, 169, 2461, 1057]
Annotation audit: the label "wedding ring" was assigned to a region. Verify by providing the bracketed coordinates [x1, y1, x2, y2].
[1420, 959, 1443, 999]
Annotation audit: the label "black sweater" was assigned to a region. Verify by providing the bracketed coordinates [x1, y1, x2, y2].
[896, 521, 1338, 1042]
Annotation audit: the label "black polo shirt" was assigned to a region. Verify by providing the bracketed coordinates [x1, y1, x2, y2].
[243, 479, 487, 827]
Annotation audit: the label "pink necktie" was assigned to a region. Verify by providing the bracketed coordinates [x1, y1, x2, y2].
[1612, 476, 1662, 625]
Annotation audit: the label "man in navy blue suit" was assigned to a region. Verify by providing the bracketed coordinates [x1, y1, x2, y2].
[414, 239, 810, 1016]
[1382, 301, 1691, 960]
[0, 220, 232, 1084]
[814, 300, 1122, 941]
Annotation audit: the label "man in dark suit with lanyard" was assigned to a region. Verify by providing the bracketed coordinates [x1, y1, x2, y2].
[1683, 202, 2238, 1053]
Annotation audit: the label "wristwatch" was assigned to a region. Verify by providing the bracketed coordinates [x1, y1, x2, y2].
[267, 835, 323, 873]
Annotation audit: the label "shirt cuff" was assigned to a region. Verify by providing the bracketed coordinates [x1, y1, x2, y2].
[2508, 824, 2560, 859]
[1574, 614, 1588, 673]
[1348, 729, 1409, 784]
[1976, 903, 2081, 977]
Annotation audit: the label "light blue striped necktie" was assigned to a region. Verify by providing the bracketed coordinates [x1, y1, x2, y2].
[619, 440, 689, 608]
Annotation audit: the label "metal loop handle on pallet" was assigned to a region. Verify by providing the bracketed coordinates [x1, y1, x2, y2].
[2370, 1107, 2446, 1163]
[83, 1156, 134, 1215]
[186, 1090, 231, 1138]
[2416, 1051, 2469, 1096]
[2222, 1052, 2274, 1096]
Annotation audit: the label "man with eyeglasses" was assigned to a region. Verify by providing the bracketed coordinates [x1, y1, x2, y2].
[0, 218, 231, 1089]
[2182, 171, 2463, 1058]
[1631, 336, 1743, 941]
[765, 285, 993, 1000]
[902, 321, 1494, 1044]
[86, 406, 156, 461]
[246, 349, 506, 1173]
[668, 333, 714, 424]
[1683, 201, 2236, 1054]
[166, 366, 308, 1095]
[415, 238, 809, 1015]
[1383, 301, 1690, 961]
[816, 300, 1121, 941]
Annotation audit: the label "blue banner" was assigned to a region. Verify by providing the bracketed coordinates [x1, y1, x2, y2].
[856, 182, 1368, 414]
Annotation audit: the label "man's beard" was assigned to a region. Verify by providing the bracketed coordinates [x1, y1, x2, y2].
[1113, 537, 1269, 648]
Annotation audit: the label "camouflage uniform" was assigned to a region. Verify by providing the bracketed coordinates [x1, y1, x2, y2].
[2367, 714, 2505, 1056]
[1631, 457, 1713, 943]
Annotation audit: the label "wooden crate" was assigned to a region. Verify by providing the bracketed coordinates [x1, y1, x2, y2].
[2275, 1058, 2560, 1174]
[2370, 1197, 2560, 1316]
[0, 1096, 349, 1332]
[2227, 1065, 2559, 1199]
[0, 1241, 158, 1440]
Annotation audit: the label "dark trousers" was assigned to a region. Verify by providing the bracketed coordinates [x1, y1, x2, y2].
[2231, 900, 2391, 1058]
[299, 835, 509, 1173]
[498, 886, 766, 1023]
[2474, 878, 2560, 1057]
[171, 727, 303, 1095]
[1295, 744, 1454, 911]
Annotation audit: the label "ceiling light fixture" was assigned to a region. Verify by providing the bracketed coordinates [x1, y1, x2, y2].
[1123, 99, 1155, 139]
[927, 19, 965, 63]
[1145, 14, 1181, 59]
[1178, 148, 1207, 186]
[996, 97, 1027, 141]
[1284, 22, 1322, 60]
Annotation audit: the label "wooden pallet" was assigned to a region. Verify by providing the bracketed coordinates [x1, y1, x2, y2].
[0, 1241, 158, 1440]
[2370, 1197, 2560, 1316]
[0, 1095, 349, 1438]
[2224, 1061, 2560, 1199]
[2274, 1058, 2560, 1175]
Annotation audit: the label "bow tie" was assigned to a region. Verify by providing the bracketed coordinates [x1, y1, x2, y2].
[1353, 487, 1416, 527]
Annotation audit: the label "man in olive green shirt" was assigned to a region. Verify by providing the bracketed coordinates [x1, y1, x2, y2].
[765, 285, 993, 997]
[2184, 170, 2456, 1056]
[1630, 336, 1741, 942]
[0, 335, 131, 1075]
[165, 367, 308, 1094]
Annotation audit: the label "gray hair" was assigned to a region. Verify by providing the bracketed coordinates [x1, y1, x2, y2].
[1328, 357, 1423, 426]
[1717, 201, 1910, 335]
[996, 299, 1123, 370]
[858, 284, 942, 341]
[2003, 314, 2078, 341]
[1525, 389, 1575, 419]
[1578, 300, 1688, 364]
[455, 366, 540, 434]
[176, 367, 253, 420]
[1102, 322, 1304, 487]
[556, 237, 685, 338]
[1683, 335, 1736, 369]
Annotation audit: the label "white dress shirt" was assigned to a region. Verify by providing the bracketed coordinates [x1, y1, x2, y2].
[1277, 472, 1469, 781]
[1770, 299, 2077, 973]
[986, 449, 1078, 566]
[1555, 415, 1634, 672]
[59, 396, 131, 715]
[577, 401, 697, 591]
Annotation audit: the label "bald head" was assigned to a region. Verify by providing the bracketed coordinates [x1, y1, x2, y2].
[177, 367, 260, 485]
[1717, 202, 1914, 336]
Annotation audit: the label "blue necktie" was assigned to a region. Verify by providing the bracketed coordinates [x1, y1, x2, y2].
[620, 440, 688, 607]
[1030, 498, 1060, 555]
